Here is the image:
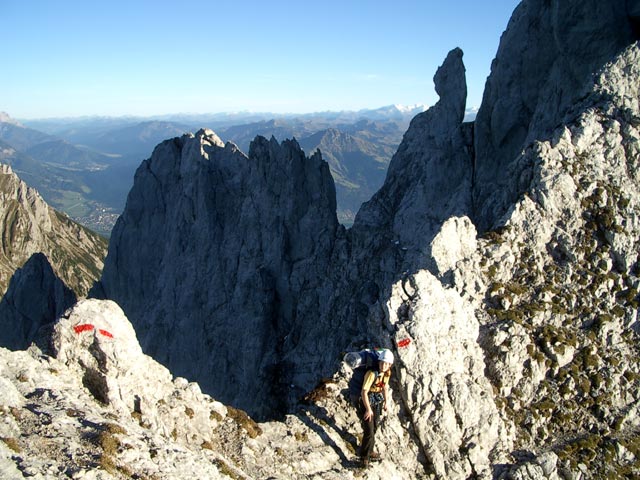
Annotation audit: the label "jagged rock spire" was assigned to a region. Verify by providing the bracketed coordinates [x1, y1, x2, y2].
[96, 129, 339, 418]
[352, 47, 472, 275]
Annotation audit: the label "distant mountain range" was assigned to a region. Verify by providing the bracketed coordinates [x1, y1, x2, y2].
[0, 118, 127, 235]
[1, 105, 478, 233]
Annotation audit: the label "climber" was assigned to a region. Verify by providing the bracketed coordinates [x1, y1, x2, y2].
[357, 348, 393, 466]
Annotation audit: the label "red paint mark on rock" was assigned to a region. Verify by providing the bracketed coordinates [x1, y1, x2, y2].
[397, 338, 411, 348]
[73, 324, 114, 339]
[74, 324, 95, 334]
[98, 329, 114, 338]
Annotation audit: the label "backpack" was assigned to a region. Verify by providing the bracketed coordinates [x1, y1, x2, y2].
[344, 349, 381, 404]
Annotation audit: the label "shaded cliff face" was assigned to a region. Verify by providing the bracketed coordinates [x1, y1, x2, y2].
[0, 164, 107, 298]
[98, 130, 340, 418]
[0, 252, 76, 350]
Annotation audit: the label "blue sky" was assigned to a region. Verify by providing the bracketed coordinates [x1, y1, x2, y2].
[1, 0, 520, 119]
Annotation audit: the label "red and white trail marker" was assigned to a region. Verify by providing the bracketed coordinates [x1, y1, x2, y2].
[73, 323, 114, 339]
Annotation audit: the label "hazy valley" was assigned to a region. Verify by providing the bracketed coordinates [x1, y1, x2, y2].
[0, 104, 464, 236]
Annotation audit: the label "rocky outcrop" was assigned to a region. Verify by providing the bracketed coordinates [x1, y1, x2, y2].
[0, 164, 108, 297]
[368, 39, 640, 474]
[388, 270, 513, 478]
[0, 298, 429, 479]
[472, 0, 640, 233]
[0, 252, 76, 350]
[96, 130, 340, 418]
[0, 299, 244, 479]
[351, 47, 473, 276]
[478, 43, 640, 477]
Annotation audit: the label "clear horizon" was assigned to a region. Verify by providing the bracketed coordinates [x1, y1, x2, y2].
[2, 0, 521, 119]
[5, 103, 477, 122]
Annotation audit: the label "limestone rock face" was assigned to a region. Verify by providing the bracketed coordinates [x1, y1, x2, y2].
[97, 130, 340, 418]
[468, 42, 640, 478]
[0, 252, 76, 350]
[352, 47, 473, 274]
[388, 270, 513, 479]
[0, 298, 425, 479]
[472, 0, 640, 232]
[0, 164, 107, 297]
[51, 299, 225, 442]
[0, 299, 239, 479]
[362, 41, 640, 479]
[430, 216, 478, 279]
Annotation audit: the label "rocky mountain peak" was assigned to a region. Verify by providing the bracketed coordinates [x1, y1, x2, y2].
[351, 46, 472, 276]
[0, 164, 107, 297]
[0, 112, 22, 127]
[194, 127, 225, 148]
[4, 1, 639, 478]
[96, 129, 340, 418]
[433, 47, 466, 123]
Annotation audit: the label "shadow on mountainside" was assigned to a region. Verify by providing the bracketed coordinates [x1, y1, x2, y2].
[298, 404, 362, 469]
[298, 378, 360, 467]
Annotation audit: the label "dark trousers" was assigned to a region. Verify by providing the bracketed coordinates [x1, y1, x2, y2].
[357, 398, 381, 459]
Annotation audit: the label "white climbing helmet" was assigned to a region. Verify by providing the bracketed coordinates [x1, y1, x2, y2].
[377, 348, 394, 364]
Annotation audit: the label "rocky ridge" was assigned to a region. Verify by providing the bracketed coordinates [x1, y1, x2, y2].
[440, 41, 640, 478]
[474, 42, 640, 476]
[1, 299, 244, 479]
[96, 131, 341, 418]
[0, 164, 108, 297]
[2, 0, 640, 478]
[472, 0, 640, 232]
[0, 299, 424, 479]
